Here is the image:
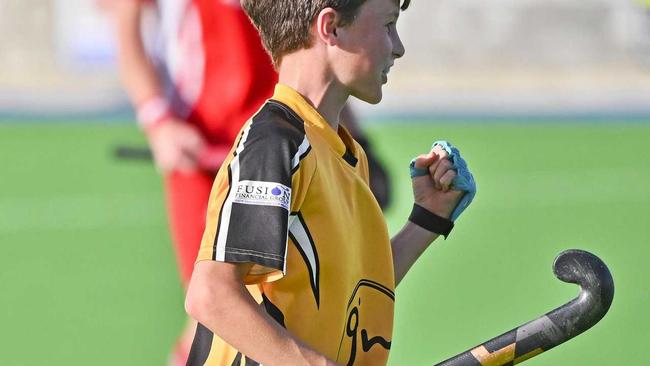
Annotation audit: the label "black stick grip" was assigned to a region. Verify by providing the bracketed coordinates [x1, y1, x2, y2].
[113, 146, 153, 161]
[434, 249, 614, 366]
[112, 144, 230, 172]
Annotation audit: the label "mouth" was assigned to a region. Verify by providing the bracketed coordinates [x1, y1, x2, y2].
[381, 65, 393, 83]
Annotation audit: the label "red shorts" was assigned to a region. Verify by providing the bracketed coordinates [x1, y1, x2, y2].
[164, 171, 214, 283]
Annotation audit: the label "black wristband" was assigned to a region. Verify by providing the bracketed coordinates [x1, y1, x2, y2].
[408, 204, 454, 238]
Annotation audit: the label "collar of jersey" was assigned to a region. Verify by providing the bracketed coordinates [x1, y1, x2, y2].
[271, 84, 353, 159]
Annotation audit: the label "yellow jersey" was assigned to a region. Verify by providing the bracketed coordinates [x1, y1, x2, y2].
[189, 84, 395, 366]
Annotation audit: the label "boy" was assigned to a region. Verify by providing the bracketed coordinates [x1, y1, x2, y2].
[185, 0, 475, 365]
[108, 1, 391, 363]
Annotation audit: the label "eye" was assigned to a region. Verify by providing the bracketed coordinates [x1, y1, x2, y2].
[386, 22, 395, 34]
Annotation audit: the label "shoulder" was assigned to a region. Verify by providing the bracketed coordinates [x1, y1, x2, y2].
[234, 101, 312, 177]
[241, 101, 310, 159]
[250, 101, 306, 141]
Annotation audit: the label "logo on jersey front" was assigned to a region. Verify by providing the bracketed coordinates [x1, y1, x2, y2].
[233, 180, 291, 210]
[337, 280, 395, 365]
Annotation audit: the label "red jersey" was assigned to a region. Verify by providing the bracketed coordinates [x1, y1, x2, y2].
[144, 0, 277, 145]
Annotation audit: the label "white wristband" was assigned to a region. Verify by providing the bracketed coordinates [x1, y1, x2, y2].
[136, 96, 171, 130]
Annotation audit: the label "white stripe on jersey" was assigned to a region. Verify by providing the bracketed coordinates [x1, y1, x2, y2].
[289, 217, 318, 296]
[286, 136, 310, 273]
[286, 215, 297, 275]
[292, 136, 311, 171]
[215, 124, 252, 261]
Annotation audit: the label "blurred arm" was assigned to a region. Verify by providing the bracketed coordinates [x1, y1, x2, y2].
[340, 105, 392, 208]
[109, 0, 162, 104]
[108, 0, 206, 172]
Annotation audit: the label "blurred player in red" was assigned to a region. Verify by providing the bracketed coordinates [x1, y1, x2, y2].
[105, 0, 390, 364]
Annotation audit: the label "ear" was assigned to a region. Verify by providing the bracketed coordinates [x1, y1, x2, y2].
[315, 7, 339, 46]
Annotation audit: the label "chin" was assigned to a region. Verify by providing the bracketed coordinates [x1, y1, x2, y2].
[352, 88, 383, 105]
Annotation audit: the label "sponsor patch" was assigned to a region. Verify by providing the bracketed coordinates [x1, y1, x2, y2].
[233, 181, 291, 211]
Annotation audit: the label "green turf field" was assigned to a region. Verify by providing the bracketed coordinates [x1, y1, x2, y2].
[0, 121, 648, 365]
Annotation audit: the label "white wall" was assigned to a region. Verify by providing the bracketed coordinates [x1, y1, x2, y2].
[1, 0, 649, 116]
[0, 0, 122, 115]
[364, 0, 650, 116]
[398, 0, 649, 69]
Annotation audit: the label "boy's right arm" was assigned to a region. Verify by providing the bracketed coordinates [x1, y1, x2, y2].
[185, 261, 339, 366]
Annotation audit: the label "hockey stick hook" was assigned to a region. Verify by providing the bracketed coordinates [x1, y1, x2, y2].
[434, 249, 614, 366]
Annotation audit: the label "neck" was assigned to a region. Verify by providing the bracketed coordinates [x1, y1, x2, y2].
[277, 50, 348, 130]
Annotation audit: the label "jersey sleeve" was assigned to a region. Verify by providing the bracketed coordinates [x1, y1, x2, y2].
[197, 110, 313, 283]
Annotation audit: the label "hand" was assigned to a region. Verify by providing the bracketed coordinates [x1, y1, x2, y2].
[411, 146, 464, 219]
[146, 117, 206, 173]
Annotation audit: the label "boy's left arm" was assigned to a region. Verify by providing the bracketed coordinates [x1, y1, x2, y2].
[391, 143, 475, 286]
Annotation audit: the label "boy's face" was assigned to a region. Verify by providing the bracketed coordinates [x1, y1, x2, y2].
[333, 0, 405, 104]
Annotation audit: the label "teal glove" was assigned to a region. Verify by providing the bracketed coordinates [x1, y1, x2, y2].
[409, 140, 476, 221]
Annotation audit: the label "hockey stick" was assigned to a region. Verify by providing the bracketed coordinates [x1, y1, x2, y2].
[434, 249, 614, 366]
[112, 145, 230, 172]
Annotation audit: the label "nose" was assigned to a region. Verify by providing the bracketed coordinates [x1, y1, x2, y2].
[392, 31, 405, 59]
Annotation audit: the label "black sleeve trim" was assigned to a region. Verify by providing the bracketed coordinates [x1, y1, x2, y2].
[224, 247, 285, 271]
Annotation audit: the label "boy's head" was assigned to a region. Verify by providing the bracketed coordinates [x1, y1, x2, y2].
[242, 0, 410, 103]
